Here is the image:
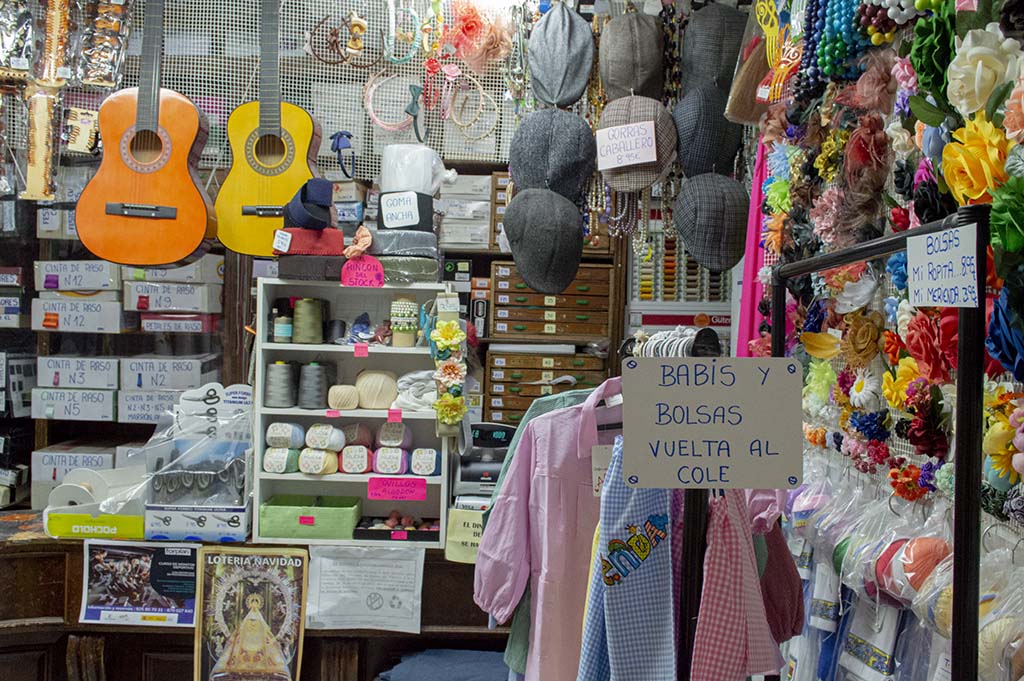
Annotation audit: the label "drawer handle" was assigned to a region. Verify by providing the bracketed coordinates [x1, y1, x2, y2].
[575, 314, 590, 321]
[574, 374, 585, 380]
[509, 386, 521, 393]
[515, 283, 527, 289]
[514, 296, 528, 302]
[576, 285, 590, 292]
[511, 372, 523, 379]
[572, 359, 585, 366]
[575, 299, 589, 306]
[513, 324, 527, 331]
[509, 414, 523, 422]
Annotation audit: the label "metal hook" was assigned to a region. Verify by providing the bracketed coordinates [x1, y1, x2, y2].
[1012, 538, 1024, 564]
[981, 523, 999, 553]
[888, 492, 901, 516]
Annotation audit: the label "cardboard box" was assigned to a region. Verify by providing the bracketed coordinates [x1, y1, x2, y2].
[436, 199, 491, 220]
[332, 180, 369, 203]
[37, 356, 119, 389]
[31, 440, 117, 508]
[34, 260, 120, 291]
[120, 354, 219, 390]
[121, 253, 224, 284]
[1, 353, 35, 418]
[31, 298, 138, 333]
[440, 218, 491, 248]
[0, 314, 27, 329]
[31, 387, 116, 422]
[0, 267, 25, 286]
[470, 289, 491, 301]
[123, 282, 223, 313]
[139, 313, 220, 334]
[471, 277, 490, 290]
[38, 290, 120, 302]
[441, 175, 492, 197]
[117, 389, 184, 423]
[0, 289, 27, 315]
[145, 502, 250, 543]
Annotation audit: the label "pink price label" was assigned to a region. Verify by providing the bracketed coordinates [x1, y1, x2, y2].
[388, 408, 402, 423]
[391, 530, 408, 540]
[368, 477, 427, 501]
[298, 515, 315, 525]
[326, 409, 341, 418]
[354, 343, 369, 358]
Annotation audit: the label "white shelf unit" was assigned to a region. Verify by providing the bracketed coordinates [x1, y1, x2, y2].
[253, 279, 451, 549]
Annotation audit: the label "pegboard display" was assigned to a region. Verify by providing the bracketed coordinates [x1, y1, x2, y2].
[628, 217, 731, 304]
[3, 0, 526, 183]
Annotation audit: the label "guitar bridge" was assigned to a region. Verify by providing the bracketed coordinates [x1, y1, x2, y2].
[242, 205, 284, 217]
[106, 203, 177, 218]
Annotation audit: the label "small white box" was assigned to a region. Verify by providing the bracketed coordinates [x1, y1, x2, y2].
[251, 259, 279, 280]
[118, 389, 183, 423]
[37, 290, 120, 302]
[120, 354, 220, 390]
[123, 282, 223, 313]
[37, 356, 119, 389]
[34, 260, 121, 291]
[440, 175, 492, 197]
[31, 388, 116, 422]
[436, 199, 491, 220]
[30, 440, 117, 509]
[31, 298, 138, 333]
[440, 218, 491, 247]
[121, 253, 224, 285]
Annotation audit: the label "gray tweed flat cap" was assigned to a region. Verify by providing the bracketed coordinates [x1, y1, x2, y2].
[672, 174, 749, 272]
[509, 109, 596, 204]
[597, 96, 677, 193]
[528, 3, 594, 108]
[504, 188, 583, 294]
[600, 13, 664, 102]
[678, 3, 747, 93]
[673, 84, 743, 177]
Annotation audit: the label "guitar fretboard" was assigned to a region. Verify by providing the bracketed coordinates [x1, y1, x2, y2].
[258, 0, 282, 137]
[136, 0, 167, 132]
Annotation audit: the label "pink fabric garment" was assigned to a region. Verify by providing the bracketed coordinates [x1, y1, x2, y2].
[689, 490, 785, 681]
[474, 378, 622, 681]
[745, 488, 787, 535]
[736, 139, 769, 357]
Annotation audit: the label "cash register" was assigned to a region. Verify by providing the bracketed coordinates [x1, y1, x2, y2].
[454, 422, 517, 497]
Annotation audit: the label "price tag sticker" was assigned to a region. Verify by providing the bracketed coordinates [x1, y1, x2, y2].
[387, 408, 402, 423]
[56, 66, 71, 79]
[272, 229, 292, 253]
[543, 296, 556, 306]
[298, 515, 315, 525]
[436, 295, 461, 314]
[391, 530, 408, 540]
[543, 323, 556, 334]
[592, 445, 614, 496]
[10, 57, 29, 70]
[542, 358, 554, 368]
[326, 409, 341, 418]
[354, 343, 369, 358]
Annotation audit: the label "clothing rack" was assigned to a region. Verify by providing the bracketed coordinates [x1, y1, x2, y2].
[770, 204, 990, 681]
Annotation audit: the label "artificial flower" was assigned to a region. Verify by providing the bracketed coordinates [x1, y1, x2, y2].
[946, 23, 1021, 118]
[765, 178, 792, 213]
[892, 56, 918, 92]
[882, 329, 905, 366]
[867, 440, 891, 467]
[803, 359, 837, 416]
[983, 420, 1016, 455]
[938, 302, 1006, 377]
[835, 270, 880, 314]
[884, 298, 899, 326]
[934, 461, 956, 497]
[1006, 144, 1024, 177]
[433, 358, 467, 389]
[1004, 80, 1024, 144]
[981, 483, 1011, 520]
[987, 287, 1024, 381]
[897, 299, 917, 337]
[918, 459, 943, 492]
[760, 104, 789, 145]
[939, 383, 957, 417]
[822, 262, 868, 291]
[758, 265, 774, 286]
[886, 252, 909, 291]
[909, 0, 956, 95]
[762, 212, 792, 254]
[810, 187, 848, 248]
[886, 120, 916, 158]
[907, 416, 950, 458]
[1004, 486, 1024, 523]
[990, 175, 1024, 275]
[922, 122, 951, 161]
[842, 437, 874, 474]
[804, 300, 826, 333]
[906, 312, 951, 382]
[767, 144, 792, 180]
[942, 112, 1015, 205]
[851, 410, 891, 441]
[890, 464, 930, 501]
[837, 367, 856, 396]
[433, 392, 468, 424]
[850, 364, 884, 411]
[748, 333, 772, 357]
[801, 331, 842, 359]
[913, 177, 955, 223]
[430, 320, 466, 351]
[883, 356, 921, 409]
[841, 310, 885, 368]
[890, 206, 911, 232]
[814, 129, 849, 184]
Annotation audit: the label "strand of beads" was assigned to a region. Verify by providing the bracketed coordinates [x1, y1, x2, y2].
[796, 0, 827, 97]
[816, 0, 868, 80]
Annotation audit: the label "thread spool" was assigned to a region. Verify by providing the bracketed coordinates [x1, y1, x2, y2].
[327, 319, 348, 344]
[298, 362, 330, 409]
[293, 298, 325, 344]
[265, 362, 297, 408]
[48, 482, 97, 507]
[265, 422, 305, 449]
[306, 423, 347, 451]
[273, 311, 293, 343]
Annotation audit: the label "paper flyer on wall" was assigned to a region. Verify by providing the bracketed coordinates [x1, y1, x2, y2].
[194, 546, 308, 681]
[307, 546, 424, 634]
[80, 540, 199, 627]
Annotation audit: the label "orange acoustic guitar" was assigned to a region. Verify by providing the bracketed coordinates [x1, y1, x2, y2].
[76, 0, 216, 266]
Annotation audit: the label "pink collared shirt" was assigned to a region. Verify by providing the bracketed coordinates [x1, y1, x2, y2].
[475, 378, 622, 681]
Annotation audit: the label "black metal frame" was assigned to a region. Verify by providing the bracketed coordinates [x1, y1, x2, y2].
[770, 205, 990, 680]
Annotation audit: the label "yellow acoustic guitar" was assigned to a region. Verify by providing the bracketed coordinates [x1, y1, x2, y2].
[215, 0, 320, 256]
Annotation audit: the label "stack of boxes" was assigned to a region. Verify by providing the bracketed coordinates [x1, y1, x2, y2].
[0, 266, 27, 328]
[30, 259, 136, 333]
[333, 181, 369, 236]
[490, 172, 510, 252]
[122, 252, 224, 333]
[438, 175, 493, 250]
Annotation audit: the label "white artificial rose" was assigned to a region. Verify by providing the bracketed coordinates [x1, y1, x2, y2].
[885, 119, 916, 158]
[947, 23, 1022, 118]
[897, 299, 917, 338]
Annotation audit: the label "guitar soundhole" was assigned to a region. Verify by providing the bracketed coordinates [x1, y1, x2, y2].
[254, 134, 286, 166]
[130, 129, 164, 164]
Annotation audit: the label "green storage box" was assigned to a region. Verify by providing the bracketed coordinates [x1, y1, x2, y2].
[259, 494, 361, 540]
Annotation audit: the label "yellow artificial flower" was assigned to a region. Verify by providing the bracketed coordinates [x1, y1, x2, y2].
[941, 112, 1015, 205]
[433, 393, 468, 424]
[882, 356, 920, 409]
[983, 420, 1016, 456]
[430, 320, 466, 351]
[988, 448, 1022, 485]
[802, 332, 842, 360]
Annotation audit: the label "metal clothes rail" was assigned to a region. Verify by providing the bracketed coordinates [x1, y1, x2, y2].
[770, 205, 991, 681]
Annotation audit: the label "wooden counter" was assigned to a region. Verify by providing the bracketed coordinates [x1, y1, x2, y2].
[0, 512, 505, 681]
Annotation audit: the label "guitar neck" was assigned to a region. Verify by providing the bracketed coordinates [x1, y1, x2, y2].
[258, 0, 282, 137]
[136, 0, 167, 132]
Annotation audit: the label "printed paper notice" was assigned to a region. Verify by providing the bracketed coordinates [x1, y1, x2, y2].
[907, 224, 979, 308]
[307, 546, 424, 633]
[596, 121, 657, 171]
[445, 509, 484, 564]
[80, 540, 199, 626]
[621, 357, 803, 489]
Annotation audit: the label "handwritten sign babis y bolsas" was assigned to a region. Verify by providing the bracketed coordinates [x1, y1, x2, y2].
[622, 357, 803, 489]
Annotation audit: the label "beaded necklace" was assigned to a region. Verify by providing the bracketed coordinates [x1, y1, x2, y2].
[795, 0, 825, 97]
[815, 0, 868, 80]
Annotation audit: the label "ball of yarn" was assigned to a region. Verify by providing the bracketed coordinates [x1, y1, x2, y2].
[355, 370, 399, 409]
[985, 457, 1015, 492]
[979, 618, 1021, 681]
[1003, 486, 1024, 524]
[328, 384, 359, 410]
[981, 482, 1011, 521]
[900, 537, 952, 593]
[833, 535, 852, 575]
[933, 585, 954, 635]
